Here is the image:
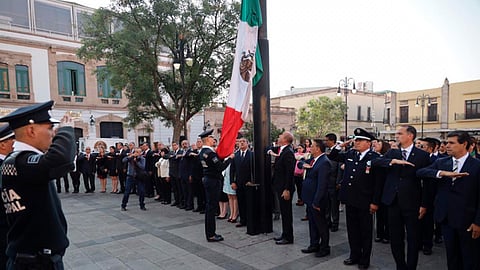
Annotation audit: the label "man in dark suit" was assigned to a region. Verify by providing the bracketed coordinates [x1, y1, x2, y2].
[230, 137, 253, 228]
[372, 125, 431, 270]
[298, 139, 331, 257]
[417, 131, 480, 270]
[116, 142, 127, 193]
[79, 146, 97, 193]
[329, 128, 384, 269]
[168, 142, 181, 206]
[269, 131, 296, 245]
[141, 142, 155, 198]
[416, 137, 440, 255]
[324, 133, 342, 232]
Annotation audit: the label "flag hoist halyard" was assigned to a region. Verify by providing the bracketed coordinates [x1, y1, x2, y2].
[216, 0, 263, 159]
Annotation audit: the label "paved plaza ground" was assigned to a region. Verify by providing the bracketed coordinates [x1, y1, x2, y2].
[59, 184, 447, 270]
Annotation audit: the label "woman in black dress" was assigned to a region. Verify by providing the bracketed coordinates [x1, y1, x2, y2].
[96, 147, 109, 193]
[107, 146, 119, 193]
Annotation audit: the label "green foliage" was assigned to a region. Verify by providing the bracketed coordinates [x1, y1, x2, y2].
[296, 96, 347, 138]
[77, 0, 240, 142]
[242, 121, 284, 143]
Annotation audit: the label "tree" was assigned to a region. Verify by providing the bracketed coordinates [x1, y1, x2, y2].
[77, 0, 240, 142]
[296, 96, 347, 138]
[242, 121, 284, 144]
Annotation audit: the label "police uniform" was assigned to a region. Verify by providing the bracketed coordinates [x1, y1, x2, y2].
[0, 101, 75, 270]
[0, 124, 14, 269]
[328, 128, 384, 268]
[198, 130, 231, 242]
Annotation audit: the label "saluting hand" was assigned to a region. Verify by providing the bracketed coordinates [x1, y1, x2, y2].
[390, 159, 415, 167]
[439, 171, 469, 178]
[59, 113, 74, 128]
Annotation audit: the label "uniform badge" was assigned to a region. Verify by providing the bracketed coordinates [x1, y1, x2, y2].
[365, 160, 371, 174]
[27, 155, 41, 164]
[212, 157, 219, 163]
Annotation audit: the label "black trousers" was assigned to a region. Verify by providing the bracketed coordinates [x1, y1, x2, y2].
[277, 191, 294, 242]
[326, 188, 340, 229]
[376, 203, 390, 240]
[69, 171, 81, 192]
[181, 176, 194, 209]
[420, 207, 434, 249]
[170, 176, 180, 204]
[193, 178, 205, 210]
[82, 172, 95, 192]
[294, 176, 303, 201]
[442, 223, 480, 270]
[388, 200, 420, 270]
[144, 173, 154, 197]
[55, 174, 69, 192]
[306, 205, 329, 249]
[204, 177, 221, 238]
[346, 205, 373, 266]
[161, 177, 171, 203]
[118, 170, 127, 193]
[236, 185, 247, 225]
[0, 225, 7, 270]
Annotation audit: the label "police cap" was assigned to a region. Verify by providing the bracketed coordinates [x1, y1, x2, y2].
[0, 124, 14, 142]
[0, 100, 60, 130]
[354, 128, 376, 141]
[198, 129, 214, 139]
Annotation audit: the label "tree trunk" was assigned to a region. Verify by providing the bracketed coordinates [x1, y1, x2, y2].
[172, 119, 183, 145]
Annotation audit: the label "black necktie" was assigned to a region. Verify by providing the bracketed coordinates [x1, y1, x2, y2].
[402, 150, 407, 160]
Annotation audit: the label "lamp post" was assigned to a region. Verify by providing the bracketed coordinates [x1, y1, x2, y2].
[172, 34, 193, 139]
[337, 76, 356, 139]
[415, 93, 431, 137]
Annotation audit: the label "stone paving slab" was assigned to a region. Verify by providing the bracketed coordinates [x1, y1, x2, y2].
[57, 184, 447, 270]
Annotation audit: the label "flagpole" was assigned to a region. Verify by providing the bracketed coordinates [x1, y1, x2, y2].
[251, 0, 273, 234]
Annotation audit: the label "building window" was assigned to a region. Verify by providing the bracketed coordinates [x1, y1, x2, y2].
[97, 66, 121, 98]
[15, 65, 30, 99]
[367, 106, 372, 122]
[427, 103, 437, 121]
[384, 108, 391, 124]
[35, 1, 72, 36]
[399, 106, 409, 123]
[465, 99, 480, 119]
[0, 0, 30, 29]
[57, 61, 86, 96]
[100, 122, 123, 138]
[0, 65, 9, 92]
[357, 106, 362, 121]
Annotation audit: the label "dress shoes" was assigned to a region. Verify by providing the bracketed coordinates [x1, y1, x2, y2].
[301, 246, 319, 254]
[236, 223, 246, 228]
[121, 207, 127, 211]
[315, 248, 330, 257]
[357, 264, 370, 269]
[382, 239, 390, 244]
[199, 210, 205, 214]
[207, 235, 224, 242]
[343, 258, 359, 265]
[185, 207, 194, 211]
[374, 237, 382, 242]
[301, 216, 308, 221]
[275, 239, 293, 245]
[192, 208, 201, 212]
[140, 207, 147, 211]
[330, 227, 338, 232]
[171, 202, 178, 207]
[434, 236, 443, 244]
[217, 215, 227, 220]
[273, 214, 280, 221]
[273, 236, 283, 241]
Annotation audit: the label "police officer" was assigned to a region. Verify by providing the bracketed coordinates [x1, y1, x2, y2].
[198, 130, 233, 242]
[0, 100, 75, 270]
[328, 128, 384, 269]
[0, 124, 15, 269]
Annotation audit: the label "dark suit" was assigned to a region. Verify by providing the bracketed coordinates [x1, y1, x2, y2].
[143, 149, 155, 197]
[417, 155, 480, 270]
[272, 144, 295, 242]
[78, 152, 97, 192]
[329, 148, 383, 266]
[299, 154, 331, 251]
[168, 149, 181, 205]
[372, 146, 431, 270]
[117, 148, 128, 193]
[419, 154, 439, 251]
[230, 149, 253, 226]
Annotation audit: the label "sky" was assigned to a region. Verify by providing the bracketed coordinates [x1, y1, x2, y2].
[74, 0, 480, 96]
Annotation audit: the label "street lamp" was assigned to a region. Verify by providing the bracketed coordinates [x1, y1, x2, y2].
[415, 93, 431, 137]
[337, 76, 356, 139]
[173, 34, 193, 139]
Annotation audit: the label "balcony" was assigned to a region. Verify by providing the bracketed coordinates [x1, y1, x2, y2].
[455, 113, 480, 121]
[397, 115, 439, 124]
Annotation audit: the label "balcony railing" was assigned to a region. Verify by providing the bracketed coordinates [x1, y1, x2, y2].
[455, 113, 480, 120]
[397, 115, 439, 124]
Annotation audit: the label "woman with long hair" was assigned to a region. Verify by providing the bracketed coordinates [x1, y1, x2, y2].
[96, 146, 109, 193]
[107, 146, 119, 193]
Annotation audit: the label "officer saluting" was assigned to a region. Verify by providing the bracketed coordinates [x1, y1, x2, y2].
[198, 129, 234, 242]
[328, 128, 384, 269]
[0, 101, 75, 270]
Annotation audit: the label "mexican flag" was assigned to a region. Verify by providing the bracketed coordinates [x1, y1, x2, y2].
[216, 0, 263, 159]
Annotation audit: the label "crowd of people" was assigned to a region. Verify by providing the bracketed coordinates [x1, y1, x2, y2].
[0, 100, 479, 270]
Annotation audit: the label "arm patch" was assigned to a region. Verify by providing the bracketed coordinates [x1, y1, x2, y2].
[27, 155, 41, 164]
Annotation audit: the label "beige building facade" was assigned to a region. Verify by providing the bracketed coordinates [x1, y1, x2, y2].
[383, 78, 480, 139]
